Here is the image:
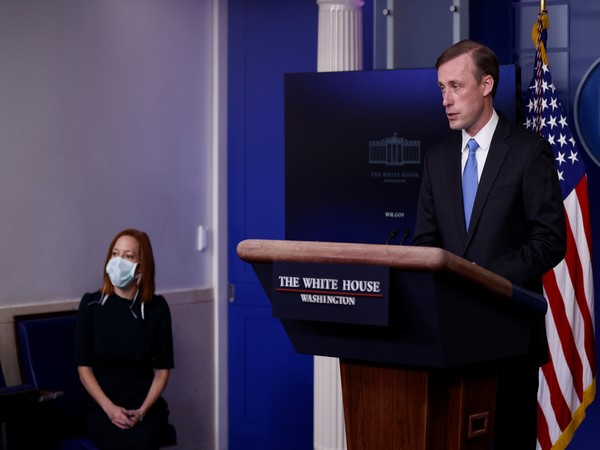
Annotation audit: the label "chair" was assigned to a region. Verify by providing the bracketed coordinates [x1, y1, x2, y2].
[13, 311, 92, 449]
[14, 311, 87, 426]
[0, 360, 39, 450]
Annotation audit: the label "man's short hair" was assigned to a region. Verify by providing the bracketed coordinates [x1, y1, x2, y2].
[436, 39, 500, 98]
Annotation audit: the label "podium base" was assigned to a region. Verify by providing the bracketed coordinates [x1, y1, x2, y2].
[339, 360, 497, 450]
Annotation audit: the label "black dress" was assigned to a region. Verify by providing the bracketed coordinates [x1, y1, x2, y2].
[74, 291, 174, 450]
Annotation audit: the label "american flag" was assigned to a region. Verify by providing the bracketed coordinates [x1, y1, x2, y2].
[523, 10, 596, 450]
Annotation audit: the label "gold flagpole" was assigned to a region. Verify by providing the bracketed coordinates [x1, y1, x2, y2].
[540, 0, 546, 12]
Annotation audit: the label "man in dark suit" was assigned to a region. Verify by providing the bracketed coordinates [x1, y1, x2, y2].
[412, 40, 566, 449]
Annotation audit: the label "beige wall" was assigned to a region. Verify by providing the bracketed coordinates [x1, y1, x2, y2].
[0, 2, 220, 448]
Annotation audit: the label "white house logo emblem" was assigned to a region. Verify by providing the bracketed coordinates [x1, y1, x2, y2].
[369, 133, 421, 166]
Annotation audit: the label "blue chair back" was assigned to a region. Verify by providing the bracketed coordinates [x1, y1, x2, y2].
[14, 311, 87, 421]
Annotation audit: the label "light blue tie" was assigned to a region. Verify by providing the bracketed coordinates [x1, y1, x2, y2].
[462, 138, 479, 231]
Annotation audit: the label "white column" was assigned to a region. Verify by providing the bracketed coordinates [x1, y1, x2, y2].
[317, 0, 364, 72]
[314, 356, 347, 450]
[451, 0, 470, 43]
[315, 3, 363, 449]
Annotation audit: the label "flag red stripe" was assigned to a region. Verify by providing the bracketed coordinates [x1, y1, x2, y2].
[536, 400, 553, 449]
[541, 350, 573, 430]
[562, 202, 596, 374]
[575, 180, 596, 375]
[575, 176, 593, 257]
[543, 269, 584, 401]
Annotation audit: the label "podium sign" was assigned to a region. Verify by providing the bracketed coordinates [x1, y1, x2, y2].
[272, 261, 390, 326]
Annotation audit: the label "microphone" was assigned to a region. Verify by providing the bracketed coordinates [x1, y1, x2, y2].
[399, 228, 411, 245]
[385, 229, 398, 245]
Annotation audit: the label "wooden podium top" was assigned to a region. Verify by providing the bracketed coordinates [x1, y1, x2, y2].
[237, 239, 513, 300]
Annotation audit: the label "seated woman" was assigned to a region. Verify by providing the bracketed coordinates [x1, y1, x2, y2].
[75, 228, 174, 450]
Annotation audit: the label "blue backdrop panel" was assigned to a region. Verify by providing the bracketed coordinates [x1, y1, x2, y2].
[285, 67, 517, 244]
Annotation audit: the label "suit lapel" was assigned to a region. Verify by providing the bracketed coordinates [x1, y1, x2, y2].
[465, 116, 512, 246]
[442, 136, 468, 245]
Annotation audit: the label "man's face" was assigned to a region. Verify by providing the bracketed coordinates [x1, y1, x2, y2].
[437, 53, 493, 136]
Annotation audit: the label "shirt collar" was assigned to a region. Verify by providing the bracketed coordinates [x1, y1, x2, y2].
[461, 109, 499, 153]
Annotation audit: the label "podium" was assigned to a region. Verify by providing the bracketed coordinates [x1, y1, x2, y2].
[237, 239, 547, 450]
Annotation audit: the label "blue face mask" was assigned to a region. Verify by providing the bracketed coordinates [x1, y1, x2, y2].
[106, 257, 139, 289]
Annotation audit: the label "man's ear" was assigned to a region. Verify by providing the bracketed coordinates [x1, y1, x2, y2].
[482, 74, 494, 97]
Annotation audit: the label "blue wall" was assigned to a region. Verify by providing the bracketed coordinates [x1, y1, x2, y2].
[227, 1, 320, 448]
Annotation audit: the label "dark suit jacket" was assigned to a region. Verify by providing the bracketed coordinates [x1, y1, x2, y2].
[413, 113, 567, 363]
